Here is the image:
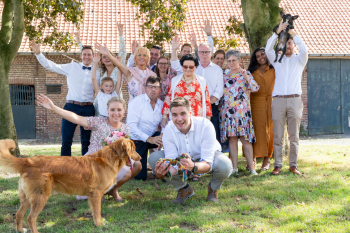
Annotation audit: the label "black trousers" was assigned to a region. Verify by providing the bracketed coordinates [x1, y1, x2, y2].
[134, 131, 161, 180]
[61, 103, 95, 156]
[211, 103, 221, 143]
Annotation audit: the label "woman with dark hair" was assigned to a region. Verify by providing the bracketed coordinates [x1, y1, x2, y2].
[247, 47, 275, 170]
[154, 56, 177, 101]
[161, 54, 211, 127]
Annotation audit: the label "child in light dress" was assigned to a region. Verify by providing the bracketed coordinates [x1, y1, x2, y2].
[92, 54, 118, 117]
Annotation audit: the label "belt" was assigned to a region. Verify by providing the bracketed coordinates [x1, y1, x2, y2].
[274, 94, 301, 98]
[66, 100, 93, 106]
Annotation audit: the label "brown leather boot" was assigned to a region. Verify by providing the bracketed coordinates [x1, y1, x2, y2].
[206, 182, 219, 203]
[289, 166, 301, 175]
[172, 185, 194, 205]
[271, 167, 282, 175]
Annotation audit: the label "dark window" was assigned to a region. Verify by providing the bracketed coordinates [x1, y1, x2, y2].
[9, 85, 35, 105]
[46, 84, 62, 94]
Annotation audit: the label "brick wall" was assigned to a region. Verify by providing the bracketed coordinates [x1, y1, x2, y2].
[8, 54, 130, 141]
[8, 54, 309, 140]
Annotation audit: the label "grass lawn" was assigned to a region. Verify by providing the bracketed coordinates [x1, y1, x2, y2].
[1, 143, 350, 232]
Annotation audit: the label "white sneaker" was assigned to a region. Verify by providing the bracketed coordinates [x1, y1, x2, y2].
[249, 169, 258, 175]
[230, 168, 239, 177]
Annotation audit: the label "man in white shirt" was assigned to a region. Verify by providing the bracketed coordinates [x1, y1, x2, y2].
[265, 22, 308, 176]
[126, 76, 164, 180]
[29, 41, 95, 156]
[149, 97, 232, 204]
[126, 42, 161, 72]
[195, 42, 224, 142]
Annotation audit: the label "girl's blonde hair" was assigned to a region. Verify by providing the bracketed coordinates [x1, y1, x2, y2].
[133, 47, 150, 65]
[107, 96, 126, 110]
[100, 77, 114, 93]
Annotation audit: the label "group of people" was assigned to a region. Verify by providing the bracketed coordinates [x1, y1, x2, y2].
[32, 19, 308, 204]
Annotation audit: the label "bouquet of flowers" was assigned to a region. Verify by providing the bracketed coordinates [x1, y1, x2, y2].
[101, 130, 131, 147]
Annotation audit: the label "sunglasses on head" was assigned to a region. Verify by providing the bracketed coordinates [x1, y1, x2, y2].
[182, 65, 195, 70]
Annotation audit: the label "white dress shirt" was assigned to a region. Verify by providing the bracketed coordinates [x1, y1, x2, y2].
[162, 116, 221, 170]
[126, 94, 163, 142]
[265, 33, 308, 96]
[35, 53, 95, 102]
[195, 62, 224, 104]
[126, 54, 157, 70]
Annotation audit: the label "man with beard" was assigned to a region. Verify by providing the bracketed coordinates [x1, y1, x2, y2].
[265, 21, 308, 176]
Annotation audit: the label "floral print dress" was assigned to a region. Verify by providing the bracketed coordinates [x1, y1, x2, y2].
[220, 71, 260, 143]
[162, 77, 212, 117]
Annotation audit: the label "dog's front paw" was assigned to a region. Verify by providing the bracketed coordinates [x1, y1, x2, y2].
[16, 228, 28, 233]
[95, 221, 105, 227]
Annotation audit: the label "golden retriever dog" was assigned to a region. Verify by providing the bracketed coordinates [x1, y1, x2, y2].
[0, 138, 141, 233]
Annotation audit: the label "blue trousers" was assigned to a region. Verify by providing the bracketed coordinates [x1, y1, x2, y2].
[134, 131, 161, 181]
[61, 103, 95, 156]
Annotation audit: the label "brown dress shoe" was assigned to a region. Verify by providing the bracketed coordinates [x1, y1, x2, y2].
[172, 185, 194, 205]
[289, 166, 301, 175]
[271, 167, 282, 175]
[206, 182, 219, 203]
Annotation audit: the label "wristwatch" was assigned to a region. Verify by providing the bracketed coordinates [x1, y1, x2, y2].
[192, 162, 198, 173]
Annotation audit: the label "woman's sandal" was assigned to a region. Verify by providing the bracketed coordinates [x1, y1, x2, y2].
[192, 175, 200, 182]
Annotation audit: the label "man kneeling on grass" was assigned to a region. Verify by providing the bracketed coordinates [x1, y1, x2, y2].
[149, 97, 233, 204]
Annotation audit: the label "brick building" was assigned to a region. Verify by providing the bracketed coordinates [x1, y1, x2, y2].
[2, 0, 350, 139]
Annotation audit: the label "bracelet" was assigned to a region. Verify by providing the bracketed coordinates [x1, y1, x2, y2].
[162, 115, 168, 119]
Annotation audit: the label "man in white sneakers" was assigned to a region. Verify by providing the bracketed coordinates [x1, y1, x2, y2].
[149, 97, 232, 204]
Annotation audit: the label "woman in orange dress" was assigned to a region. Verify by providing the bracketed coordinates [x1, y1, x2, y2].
[247, 47, 275, 170]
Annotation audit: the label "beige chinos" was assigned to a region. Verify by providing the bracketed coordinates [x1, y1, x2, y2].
[272, 96, 303, 168]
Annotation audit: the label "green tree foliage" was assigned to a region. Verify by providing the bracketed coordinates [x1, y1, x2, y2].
[0, 0, 84, 156]
[228, 0, 282, 54]
[126, 0, 188, 49]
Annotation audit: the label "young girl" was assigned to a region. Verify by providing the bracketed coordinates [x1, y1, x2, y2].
[92, 53, 119, 117]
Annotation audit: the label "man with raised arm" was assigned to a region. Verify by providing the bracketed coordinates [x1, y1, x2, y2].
[29, 41, 95, 156]
[149, 97, 232, 204]
[265, 21, 308, 176]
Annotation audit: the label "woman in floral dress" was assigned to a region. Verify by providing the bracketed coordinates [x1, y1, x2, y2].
[220, 49, 260, 176]
[37, 95, 141, 202]
[161, 54, 212, 126]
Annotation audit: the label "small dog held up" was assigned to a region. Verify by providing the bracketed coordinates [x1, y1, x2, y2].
[272, 11, 299, 63]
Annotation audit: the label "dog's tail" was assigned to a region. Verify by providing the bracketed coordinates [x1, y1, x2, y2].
[0, 139, 25, 173]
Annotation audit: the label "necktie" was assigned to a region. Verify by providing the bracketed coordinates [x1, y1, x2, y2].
[82, 66, 91, 71]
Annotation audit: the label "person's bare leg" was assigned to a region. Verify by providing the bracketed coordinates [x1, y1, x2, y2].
[240, 138, 254, 170]
[228, 137, 239, 170]
[110, 161, 142, 201]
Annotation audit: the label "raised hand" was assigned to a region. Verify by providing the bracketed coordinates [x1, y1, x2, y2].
[37, 94, 55, 110]
[201, 19, 213, 36]
[29, 40, 41, 55]
[74, 29, 81, 44]
[171, 36, 180, 51]
[131, 40, 139, 55]
[95, 43, 109, 55]
[189, 32, 198, 50]
[117, 22, 124, 36]
[239, 67, 248, 76]
[276, 20, 288, 34]
[93, 53, 100, 64]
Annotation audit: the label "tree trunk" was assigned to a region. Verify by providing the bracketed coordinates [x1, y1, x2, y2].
[0, 59, 20, 156]
[240, 0, 281, 54]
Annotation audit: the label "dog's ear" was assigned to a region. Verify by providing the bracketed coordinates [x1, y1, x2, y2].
[280, 11, 285, 18]
[121, 139, 133, 157]
[292, 15, 299, 21]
